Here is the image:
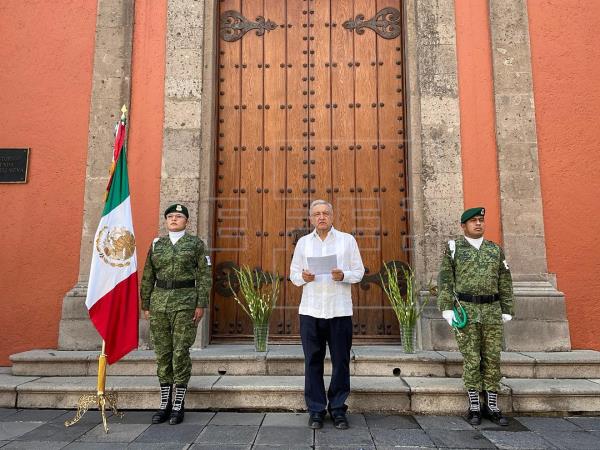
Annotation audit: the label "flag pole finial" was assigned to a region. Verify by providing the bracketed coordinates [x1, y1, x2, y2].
[120, 105, 127, 120]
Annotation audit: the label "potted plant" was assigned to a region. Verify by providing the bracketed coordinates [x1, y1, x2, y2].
[228, 265, 281, 352]
[380, 262, 429, 353]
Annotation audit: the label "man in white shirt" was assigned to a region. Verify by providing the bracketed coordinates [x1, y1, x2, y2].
[290, 199, 365, 430]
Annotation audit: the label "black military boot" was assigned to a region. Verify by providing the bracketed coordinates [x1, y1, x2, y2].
[151, 383, 172, 424]
[483, 391, 509, 426]
[169, 384, 187, 425]
[466, 389, 482, 425]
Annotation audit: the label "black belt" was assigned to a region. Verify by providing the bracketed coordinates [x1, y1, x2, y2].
[155, 279, 196, 289]
[457, 293, 499, 304]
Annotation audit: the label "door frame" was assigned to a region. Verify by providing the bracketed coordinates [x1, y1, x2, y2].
[159, 0, 466, 348]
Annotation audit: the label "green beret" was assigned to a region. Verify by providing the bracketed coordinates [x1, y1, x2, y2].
[164, 203, 189, 218]
[461, 207, 485, 223]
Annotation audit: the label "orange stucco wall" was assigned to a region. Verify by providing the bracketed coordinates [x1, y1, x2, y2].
[455, 0, 502, 244]
[0, 1, 97, 365]
[127, 0, 167, 290]
[0, 1, 166, 365]
[528, 0, 600, 350]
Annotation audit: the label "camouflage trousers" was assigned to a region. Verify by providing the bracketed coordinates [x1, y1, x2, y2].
[454, 322, 503, 392]
[150, 309, 198, 385]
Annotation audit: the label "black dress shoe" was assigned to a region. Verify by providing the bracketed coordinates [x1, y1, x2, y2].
[333, 414, 349, 430]
[308, 413, 324, 429]
[466, 409, 482, 426]
[483, 407, 509, 426]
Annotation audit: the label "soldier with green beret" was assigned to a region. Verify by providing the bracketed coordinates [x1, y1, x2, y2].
[141, 203, 212, 425]
[437, 206, 514, 426]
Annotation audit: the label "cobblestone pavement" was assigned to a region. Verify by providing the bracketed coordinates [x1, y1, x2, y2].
[1, 408, 600, 449]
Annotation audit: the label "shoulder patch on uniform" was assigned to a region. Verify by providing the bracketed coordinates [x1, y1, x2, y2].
[503, 259, 510, 270]
[152, 237, 160, 251]
[205, 255, 212, 266]
[448, 240, 456, 260]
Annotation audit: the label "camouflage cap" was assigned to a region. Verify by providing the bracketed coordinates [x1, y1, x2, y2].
[461, 207, 485, 223]
[164, 203, 189, 218]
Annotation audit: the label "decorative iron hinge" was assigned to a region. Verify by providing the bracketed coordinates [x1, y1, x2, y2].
[214, 261, 281, 297]
[290, 228, 311, 245]
[220, 10, 278, 42]
[360, 260, 409, 291]
[343, 7, 401, 40]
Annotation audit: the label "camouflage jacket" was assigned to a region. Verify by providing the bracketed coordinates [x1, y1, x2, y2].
[437, 236, 514, 324]
[141, 234, 212, 312]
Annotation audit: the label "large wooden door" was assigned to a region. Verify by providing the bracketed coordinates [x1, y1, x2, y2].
[212, 0, 408, 342]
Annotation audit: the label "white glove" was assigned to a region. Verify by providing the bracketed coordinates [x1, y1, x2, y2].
[442, 310, 455, 326]
[502, 314, 512, 323]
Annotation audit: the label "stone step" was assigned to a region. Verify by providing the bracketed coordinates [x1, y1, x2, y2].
[10, 346, 600, 379]
[2, 373, 600, 414]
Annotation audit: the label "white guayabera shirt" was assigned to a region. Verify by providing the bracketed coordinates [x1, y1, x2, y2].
[290, 227, 365, 319]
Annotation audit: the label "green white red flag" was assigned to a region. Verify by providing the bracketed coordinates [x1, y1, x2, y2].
[85, 111, 139, 364]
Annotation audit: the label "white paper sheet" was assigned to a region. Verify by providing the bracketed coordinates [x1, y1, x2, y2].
[306, 254, 338, 275]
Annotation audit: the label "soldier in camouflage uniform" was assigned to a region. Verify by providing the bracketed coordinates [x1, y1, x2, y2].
[437, 207, 514, 426]
[141, 204, 212, 425]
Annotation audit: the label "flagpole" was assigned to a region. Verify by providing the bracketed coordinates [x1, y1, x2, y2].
[64, 341, 122, 433]
[97, 340, 107, 396]
[65, 106, 132, 433]
[96, 340, 110, 433]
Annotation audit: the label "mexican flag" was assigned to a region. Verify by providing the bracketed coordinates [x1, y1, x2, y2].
[85, 113, 139, 364]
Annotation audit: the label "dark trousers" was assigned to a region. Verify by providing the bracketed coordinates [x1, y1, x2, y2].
[299, 314, 353, 415]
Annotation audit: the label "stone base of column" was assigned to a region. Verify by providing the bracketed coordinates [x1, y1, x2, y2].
[503, 281, 571, 351]
[57, 283, 207, 351]
[419, 281, 571, 351]
[57, 284, 101, 350]
[138, 316, 151, 350]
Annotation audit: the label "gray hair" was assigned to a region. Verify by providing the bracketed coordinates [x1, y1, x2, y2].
[309, 199, 333, 215]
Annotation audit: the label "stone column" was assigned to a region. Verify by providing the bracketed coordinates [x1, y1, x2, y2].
[58, 0, 135, 350]
[404, 0, 465, 350]
[488, 0, 570, 350]
[156, 0, 217, 348]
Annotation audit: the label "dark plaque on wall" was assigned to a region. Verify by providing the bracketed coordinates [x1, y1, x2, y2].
[0, 148, 30, 183]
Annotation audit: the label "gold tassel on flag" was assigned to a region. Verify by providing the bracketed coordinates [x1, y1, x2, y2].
[64, 341, 122, 432]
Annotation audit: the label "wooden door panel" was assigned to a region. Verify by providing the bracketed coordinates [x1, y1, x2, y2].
[213, 0, 408, 342]
[238, 0, 265, 336]
[213, 0, 242, 339]
[284, 3, 310, 337]
[309, 0, 332, 204]
[377, 0, 406, 336]
[262, 0, 287, 337]
[353, 0, 383, 337]
[330, 0, 356, 238]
